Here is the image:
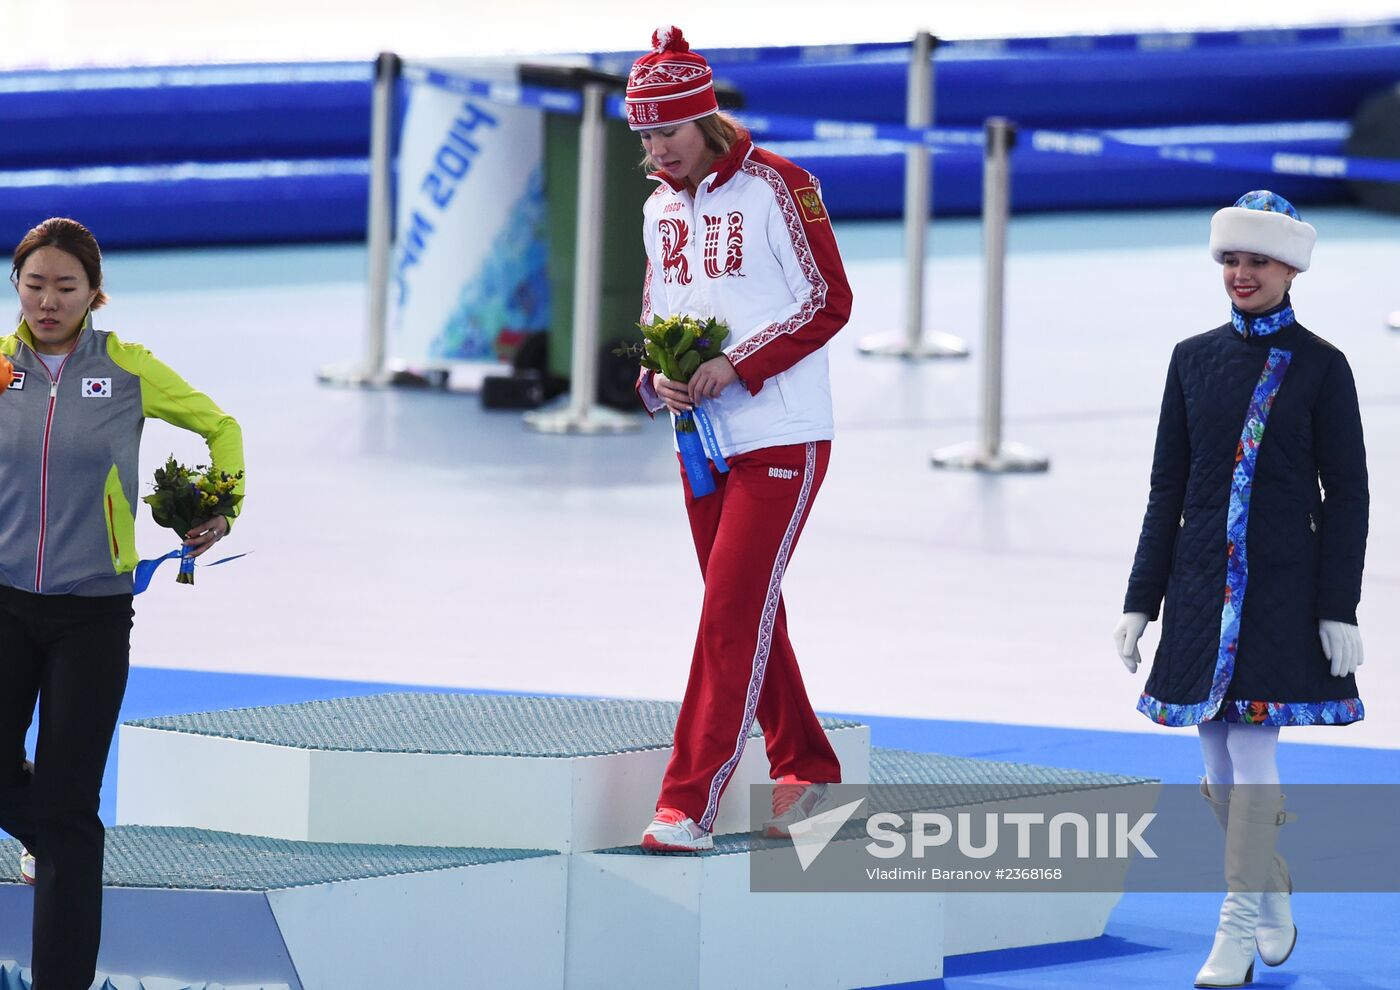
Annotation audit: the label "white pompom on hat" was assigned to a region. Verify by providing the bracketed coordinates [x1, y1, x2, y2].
[1209, 190, 1316, 271]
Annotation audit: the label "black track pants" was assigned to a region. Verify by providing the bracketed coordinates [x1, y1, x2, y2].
[0, 584, 132, 990]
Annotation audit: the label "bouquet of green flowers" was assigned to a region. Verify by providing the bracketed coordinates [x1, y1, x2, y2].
[615, 314, 732, 497]
[617, 315, 730, 401]
[142, 456, 244, 584]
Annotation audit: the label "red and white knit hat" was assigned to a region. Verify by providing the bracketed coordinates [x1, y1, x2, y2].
[625, 26, 719, 131]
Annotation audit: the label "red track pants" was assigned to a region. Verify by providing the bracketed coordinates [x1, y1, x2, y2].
[658, 440, 842, 832]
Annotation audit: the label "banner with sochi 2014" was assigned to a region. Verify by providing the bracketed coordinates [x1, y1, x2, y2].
[388, 60, 549, 370]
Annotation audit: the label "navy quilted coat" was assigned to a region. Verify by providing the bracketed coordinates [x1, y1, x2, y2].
[1124, 299, 1368, 727]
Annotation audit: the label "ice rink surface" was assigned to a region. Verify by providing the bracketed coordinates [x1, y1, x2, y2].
[100, 205, 1399, 750]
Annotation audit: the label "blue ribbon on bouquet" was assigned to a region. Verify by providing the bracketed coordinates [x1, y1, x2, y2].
[132, 547, 249, 595]
[675, 403, 729, 498]
[693, 404, 729, 475]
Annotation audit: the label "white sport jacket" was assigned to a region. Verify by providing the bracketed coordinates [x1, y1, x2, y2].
[636, 135, 852, 457]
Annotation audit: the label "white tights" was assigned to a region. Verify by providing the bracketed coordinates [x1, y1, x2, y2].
[1197, 720, 1281, 800]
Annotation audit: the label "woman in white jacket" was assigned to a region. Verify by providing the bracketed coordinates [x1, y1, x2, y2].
[627, 27, 854, 852]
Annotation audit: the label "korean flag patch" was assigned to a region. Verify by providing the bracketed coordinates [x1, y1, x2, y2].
[82, 378, 112, 398]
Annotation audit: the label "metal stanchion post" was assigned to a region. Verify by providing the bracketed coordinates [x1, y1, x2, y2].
[319, 51, 399, 387]
[524, 82, 638, 434]
[859, 31, 969, 360]
[931, 118, 1049, 474]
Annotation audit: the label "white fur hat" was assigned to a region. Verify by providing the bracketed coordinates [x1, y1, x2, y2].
[1209, 190, 1316, 271]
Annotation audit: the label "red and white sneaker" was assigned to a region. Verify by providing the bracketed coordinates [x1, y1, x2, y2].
[765, 775, 829, 838]
[19, 849, 35, 886]
[641, 807, 713, 852]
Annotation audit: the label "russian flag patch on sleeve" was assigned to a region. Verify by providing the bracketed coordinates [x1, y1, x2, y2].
[795, 187, 828, 224]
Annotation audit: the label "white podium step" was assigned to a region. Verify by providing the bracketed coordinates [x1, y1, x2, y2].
[566, 834, 944, 990]
[0, 827, 565, 990]
[869, 748, 1143, 956]
[563, 749, 1151, 988]
[942, 891, 1122, 956]
[117, 693, 870, 853]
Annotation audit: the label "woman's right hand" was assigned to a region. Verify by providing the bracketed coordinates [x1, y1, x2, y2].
[653, 372, 694, 414]
[1114, 612, 1150, 673]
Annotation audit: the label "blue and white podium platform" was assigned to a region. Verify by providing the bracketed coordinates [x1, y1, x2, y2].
[0, 693, 1156, 989]
[566, 749, 1151, 988]
[568, 830, 946, 990]
[117, 693, 871, 852]
[869, 749, 1151, 957]
[0, 827, 565, 990]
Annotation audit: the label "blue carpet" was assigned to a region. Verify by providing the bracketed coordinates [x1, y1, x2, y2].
[835, 711, 1400, 785]
[891, 891, 1399, 989]
[845, 712, 1398, 988]
[14, 667, 1397, 990]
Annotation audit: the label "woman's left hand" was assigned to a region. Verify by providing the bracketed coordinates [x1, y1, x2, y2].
[184, 516, 229, 558]
[688, 356, 738, 402]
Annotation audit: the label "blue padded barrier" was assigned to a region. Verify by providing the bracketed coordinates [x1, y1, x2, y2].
[590, 21, 1400, 68]
[0, 63, 373, 170]
[416, 64, 1376, 218]
[709, 41, 1400, 129]
[782, 122, 1353, 217]
[3, 29, 1397, 247]
[0, 159, 368, 249]
[790, 138, 1347, 218]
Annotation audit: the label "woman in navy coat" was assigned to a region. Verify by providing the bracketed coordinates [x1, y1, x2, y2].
[1115, 191, 1367, 988]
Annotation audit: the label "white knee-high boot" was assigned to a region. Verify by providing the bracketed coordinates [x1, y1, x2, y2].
[1198, 780, 1296, 968]
[1194, 789, 1288, 988]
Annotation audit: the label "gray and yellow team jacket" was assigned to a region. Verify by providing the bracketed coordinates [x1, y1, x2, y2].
[0, 316, 245, 596]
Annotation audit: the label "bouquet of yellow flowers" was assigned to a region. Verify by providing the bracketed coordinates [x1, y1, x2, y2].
[616, 315, 732, 497]
[142, 456, 243, 584]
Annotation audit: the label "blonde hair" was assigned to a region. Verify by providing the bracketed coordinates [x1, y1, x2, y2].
[639, 111, 745, 173]
[696, 111, 742, 156]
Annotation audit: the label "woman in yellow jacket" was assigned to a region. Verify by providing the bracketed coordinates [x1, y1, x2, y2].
[0, 218, 244, 990]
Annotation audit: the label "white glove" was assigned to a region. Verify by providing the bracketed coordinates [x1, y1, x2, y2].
[1319, 620, 1364, 678]
[1114, 612, 1150, 674]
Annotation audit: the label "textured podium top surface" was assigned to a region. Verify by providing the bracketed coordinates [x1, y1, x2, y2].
[0, 827, 554, 890]
[124, 692, 863, 757]
[604, 747, 1157, 857]
[868, 747, 1154, 793]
